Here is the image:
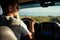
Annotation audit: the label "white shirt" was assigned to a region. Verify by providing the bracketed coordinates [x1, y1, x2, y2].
[1, 15, 30, 40]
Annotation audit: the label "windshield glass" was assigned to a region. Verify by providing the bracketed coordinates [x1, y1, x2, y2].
[20, 0, 60, 22]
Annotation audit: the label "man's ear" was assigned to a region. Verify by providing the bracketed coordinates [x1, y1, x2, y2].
[8, 5, 13, 12]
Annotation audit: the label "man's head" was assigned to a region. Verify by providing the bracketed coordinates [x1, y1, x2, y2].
[0, 0, 19, 15]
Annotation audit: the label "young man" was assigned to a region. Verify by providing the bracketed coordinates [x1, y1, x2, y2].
[0, 0, 32, 40]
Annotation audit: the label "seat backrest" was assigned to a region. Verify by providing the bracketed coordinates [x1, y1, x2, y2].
[35, 22, 60, 40]
[0, 26, 18, 40]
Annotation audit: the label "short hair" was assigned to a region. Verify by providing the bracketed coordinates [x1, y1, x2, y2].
[0, 0, 19, 15]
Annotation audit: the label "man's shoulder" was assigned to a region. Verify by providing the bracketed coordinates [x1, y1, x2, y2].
[0, 15, 10, 26]
[0, 15, 11, 20]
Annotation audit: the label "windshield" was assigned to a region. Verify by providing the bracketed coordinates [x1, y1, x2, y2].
[20, 0, 60, 22]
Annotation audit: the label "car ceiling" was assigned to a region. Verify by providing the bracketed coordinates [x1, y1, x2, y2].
[20, 0, 60, 3]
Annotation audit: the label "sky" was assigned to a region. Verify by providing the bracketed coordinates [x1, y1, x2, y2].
[20, 6, 60, 16]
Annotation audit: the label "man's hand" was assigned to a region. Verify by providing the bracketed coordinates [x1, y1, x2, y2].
[28, 32, 33, 40]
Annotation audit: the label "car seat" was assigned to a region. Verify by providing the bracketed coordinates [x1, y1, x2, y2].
[0, 26, 18, 40]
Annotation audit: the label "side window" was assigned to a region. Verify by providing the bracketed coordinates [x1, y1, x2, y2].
[0, 5, 3, 15]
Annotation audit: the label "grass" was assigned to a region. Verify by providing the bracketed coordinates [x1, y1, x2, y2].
[20, 16, 60, 22]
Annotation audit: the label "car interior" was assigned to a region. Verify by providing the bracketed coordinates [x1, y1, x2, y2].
[20, 0, 60, 40]
[0, 0, 60, 40]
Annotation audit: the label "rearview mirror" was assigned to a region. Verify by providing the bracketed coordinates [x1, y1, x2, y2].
[40, 0, 55, 7]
